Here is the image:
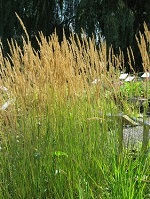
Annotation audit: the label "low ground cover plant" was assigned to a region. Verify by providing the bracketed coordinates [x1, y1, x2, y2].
[119, 79, 150, 116]
[0, 21, 150, 198]
[120, 79, 150, 98]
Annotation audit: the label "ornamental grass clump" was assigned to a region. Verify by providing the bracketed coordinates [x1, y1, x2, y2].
[0, 19, 149, 198]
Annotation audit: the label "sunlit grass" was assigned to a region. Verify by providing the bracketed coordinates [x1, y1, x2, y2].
[0, 21, 150, 198]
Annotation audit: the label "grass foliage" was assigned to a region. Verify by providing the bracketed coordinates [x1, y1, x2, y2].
[0, 22, 150, 198]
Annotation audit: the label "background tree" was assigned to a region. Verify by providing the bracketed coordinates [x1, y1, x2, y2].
[75, 0, 150, 71]
[0, 0, 57, 54]
[0, 0, 150, 71]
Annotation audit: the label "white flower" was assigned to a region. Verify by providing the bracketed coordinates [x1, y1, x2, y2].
[92, 78, 100, 84]
[1, 100, 12, 110]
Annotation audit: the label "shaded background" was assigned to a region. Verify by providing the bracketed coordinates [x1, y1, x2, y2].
[0, 0, 150, 72]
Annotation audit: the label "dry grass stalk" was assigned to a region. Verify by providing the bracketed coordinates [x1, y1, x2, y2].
[3, 22, 150, 118]
[136, 23, 150, 72]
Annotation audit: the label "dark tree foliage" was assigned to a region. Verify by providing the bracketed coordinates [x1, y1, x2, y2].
[0, 0, 74, 54]
[0, 0, 150, 71]
[75, 0, 150, 71]
[125, 0, 150, 71]
[0, 0, 58, 54]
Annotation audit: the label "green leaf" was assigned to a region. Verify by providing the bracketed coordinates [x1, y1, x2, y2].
[54, 151, 68, 157]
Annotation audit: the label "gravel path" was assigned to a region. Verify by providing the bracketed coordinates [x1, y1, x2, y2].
[123, 117, 150, 148]
[124, 126, 149, 147]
